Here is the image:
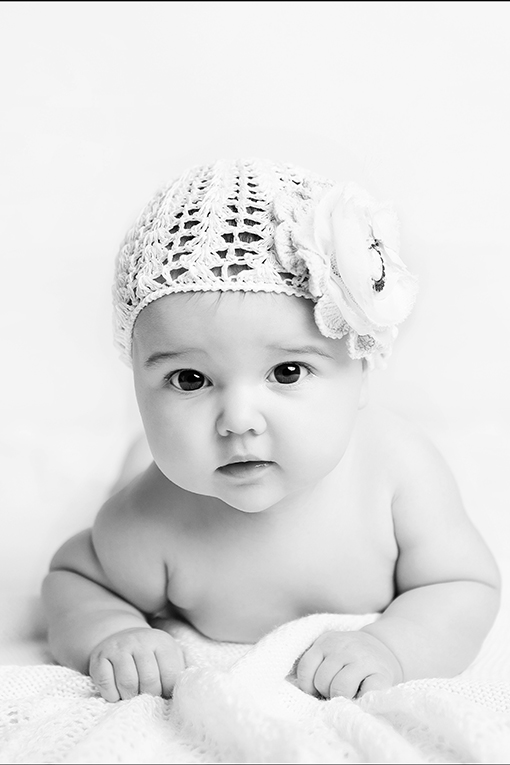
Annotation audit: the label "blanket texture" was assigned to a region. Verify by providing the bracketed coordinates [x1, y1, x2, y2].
[1, 608, 510, 763]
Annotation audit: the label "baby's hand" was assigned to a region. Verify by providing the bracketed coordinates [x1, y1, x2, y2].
[296, 630, 402, 700]
[89, 627, 185, 702]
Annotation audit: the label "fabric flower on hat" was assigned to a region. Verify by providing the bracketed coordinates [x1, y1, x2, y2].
[274, 183, 418, 367]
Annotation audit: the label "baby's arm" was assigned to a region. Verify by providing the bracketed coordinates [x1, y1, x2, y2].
[361, 431, 501, 678]
[42, 474, 184, 701]
[297, 427, 501, 699]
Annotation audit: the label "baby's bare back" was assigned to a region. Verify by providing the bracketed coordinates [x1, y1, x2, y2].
[131, 406, 401, 643]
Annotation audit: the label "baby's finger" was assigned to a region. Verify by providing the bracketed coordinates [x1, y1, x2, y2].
[90, 656, 120, 703]
[358, 672, 392, 697]
[155, 644, 185, 698]
[110, 653, 139, 700]
[134, 651, 163, 697]
[329, 663, 367, 700]
[296, 644, 324, 696]
[313, 655, 347, 699]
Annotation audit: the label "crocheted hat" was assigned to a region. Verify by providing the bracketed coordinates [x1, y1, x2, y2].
[113, 158, 418, 368]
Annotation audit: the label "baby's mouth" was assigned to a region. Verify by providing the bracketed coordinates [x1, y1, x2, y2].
[217, 460, 274, 478]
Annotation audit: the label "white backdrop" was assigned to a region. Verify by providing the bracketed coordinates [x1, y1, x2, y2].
[1, 1, 509, 597]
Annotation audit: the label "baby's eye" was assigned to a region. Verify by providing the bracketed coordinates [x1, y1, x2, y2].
[269, 363, 309, 385]
[166, 369, 210, 391]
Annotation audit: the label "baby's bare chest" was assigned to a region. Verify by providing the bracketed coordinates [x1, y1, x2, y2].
[165, 495, 398, 642]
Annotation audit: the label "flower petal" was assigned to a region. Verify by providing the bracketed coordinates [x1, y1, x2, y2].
[272, 179, 417, 366]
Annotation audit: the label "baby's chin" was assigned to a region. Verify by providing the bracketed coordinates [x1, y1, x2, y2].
[224, 502, 271, 514]
[160, 473, 279, 515]
[211, 490, 278, 514]
[211, 486, 290, 515]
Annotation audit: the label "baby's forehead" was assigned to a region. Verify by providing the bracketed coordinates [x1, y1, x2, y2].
[133, 290, 343, 359]
[136, 290, 316, 332]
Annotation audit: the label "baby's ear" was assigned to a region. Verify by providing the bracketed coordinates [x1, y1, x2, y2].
[358, 359, 369, 409]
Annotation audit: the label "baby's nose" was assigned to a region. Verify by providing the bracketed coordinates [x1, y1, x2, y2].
[215, 387, 267, 437]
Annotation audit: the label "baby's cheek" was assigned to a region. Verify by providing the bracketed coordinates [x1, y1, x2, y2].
[294, 413, 351, 470]
[145, 408, 188, 455]
[150, 428, 215, 492]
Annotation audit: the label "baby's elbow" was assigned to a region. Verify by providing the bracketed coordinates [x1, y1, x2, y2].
[489, 566, 502, 599]
[478, 547, 503, 602]
[454, 535, 502, 614]
[467, 568, 502, 635]
[484, 566, 502, 615]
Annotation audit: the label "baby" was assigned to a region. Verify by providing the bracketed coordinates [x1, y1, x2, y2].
[42, 158, 501, 703]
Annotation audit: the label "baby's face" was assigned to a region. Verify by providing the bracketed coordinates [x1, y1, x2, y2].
[132, 291, 366, 514]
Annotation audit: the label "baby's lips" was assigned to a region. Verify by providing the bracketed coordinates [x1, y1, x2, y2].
[219, 454, 271, 468]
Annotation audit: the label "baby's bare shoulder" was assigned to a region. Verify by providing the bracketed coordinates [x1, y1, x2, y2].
[360, 409, 500, 593]
[98, 462, 183, 530]
[359, 405, 473, 534]
[355, 403, 457, 508]
[92, 463, 185, 611]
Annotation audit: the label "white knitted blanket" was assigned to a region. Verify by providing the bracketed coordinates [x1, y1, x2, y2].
[2, 607, 510, 763]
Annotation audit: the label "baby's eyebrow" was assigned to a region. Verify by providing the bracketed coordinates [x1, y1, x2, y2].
[270, 345, 334, 359]
[144, 345, 334, 368]
[144, 349, 197, 367]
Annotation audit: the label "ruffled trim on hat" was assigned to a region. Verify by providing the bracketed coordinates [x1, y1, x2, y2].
[273, 182, 418, 369]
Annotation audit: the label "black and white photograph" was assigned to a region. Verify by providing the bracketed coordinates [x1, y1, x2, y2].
[1, 1, 509, 762]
